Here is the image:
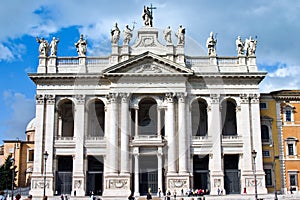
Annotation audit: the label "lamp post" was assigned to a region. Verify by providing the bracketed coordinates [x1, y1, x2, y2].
[10, 157, 15, 200]
[43, 151, 49, 197]
[252, 150, 258, 200]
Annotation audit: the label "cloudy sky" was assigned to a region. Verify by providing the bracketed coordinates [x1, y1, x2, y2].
[0, 0, 300, 141]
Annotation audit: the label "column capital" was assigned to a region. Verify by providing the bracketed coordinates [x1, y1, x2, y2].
[176, 92, 187, 103]
[240, 93, 250, 104]
[45, 94, 55, 105]
[35, 94, 45, 105]
[106, 93, 118, 103]
[210, 94, 220, 104]
[120, 92, 130, 103]
[75, 94, 85, 105]
[165, 92, 175, 103]
[250, 93, 260, 103]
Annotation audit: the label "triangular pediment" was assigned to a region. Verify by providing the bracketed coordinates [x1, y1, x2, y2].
[103, 51, 193, 76]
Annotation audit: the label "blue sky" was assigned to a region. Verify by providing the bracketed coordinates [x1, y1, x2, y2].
[0, 0, 300, 141]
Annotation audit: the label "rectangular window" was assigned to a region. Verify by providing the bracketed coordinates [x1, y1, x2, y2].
[290, 174, 297, 186]
[262, 150, 270, 157]
[28, 149, 34, 162]
[260, 102, 267, 109]
[288, 144, 294, 155]
[286, 110, 291, 122]
[265, 169, 272, 186]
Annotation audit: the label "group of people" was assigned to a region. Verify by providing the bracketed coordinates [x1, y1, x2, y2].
[0, 191, 33, 200]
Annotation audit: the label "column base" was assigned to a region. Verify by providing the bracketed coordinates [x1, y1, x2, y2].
[30, 174, 54, 197]
[242, 172, 268, 195]
[102, 174, 131, 197]
[72, 175, 85, 196]
[166, 173, 190, 194]
[209, 171, 224, 195]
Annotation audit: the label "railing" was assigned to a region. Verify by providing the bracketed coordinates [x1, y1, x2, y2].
[55, 136, 74, 141]
[86, 57, 109, 65]
[185, 57, 210, 66]
[222, 135, 242, 140]
[192, 135, 209, 140]
[85, 136, 105, 140]
[133, 135, 163, 140]
[217, 57, 239, 65]
[57, 57, 79, 65]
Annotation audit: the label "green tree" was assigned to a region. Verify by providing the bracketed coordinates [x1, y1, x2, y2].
[0, 155, 18, 191]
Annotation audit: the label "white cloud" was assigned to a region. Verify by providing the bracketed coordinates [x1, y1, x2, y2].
[2, 90, 35, 140]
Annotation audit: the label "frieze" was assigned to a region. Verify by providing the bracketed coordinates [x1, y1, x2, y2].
[35, 94, 45, 105]
[135, 64, 162, 73]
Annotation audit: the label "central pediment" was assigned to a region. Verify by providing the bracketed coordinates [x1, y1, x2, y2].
[103, 51, 193, 76]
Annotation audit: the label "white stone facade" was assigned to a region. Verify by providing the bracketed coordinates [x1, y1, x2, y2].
[29, 24, 267, 198]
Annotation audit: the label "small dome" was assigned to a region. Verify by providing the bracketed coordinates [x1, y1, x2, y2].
[26, 118, 36, 132]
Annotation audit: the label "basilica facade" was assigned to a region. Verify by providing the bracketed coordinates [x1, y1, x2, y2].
[29, 12, 268, 198]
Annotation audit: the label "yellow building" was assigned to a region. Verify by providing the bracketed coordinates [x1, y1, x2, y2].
[0, 118, 35, 188]
[271, 90, 300, 194]
[260, 93, 283, 194]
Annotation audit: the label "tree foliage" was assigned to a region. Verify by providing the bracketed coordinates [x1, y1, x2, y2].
[0, 155, 18, 190]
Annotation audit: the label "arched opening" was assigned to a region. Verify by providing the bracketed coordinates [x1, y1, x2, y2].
[138, 98, 157, 135]
[87, 99, 105, 138]
[221, 99, 237, 136]
[58, 99, 74, 137]
[191, 99, 208, 136]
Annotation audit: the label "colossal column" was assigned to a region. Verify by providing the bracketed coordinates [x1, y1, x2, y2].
[178, 93, 188, 173]
[73, 94, 85, 196]
[120, 93, 130, 174]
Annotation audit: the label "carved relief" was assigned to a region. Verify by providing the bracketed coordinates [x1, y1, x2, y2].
[74, 180, 82, 189]
[32, 180, 49, 189]
[107, 179, 128, 189]
[135, 64, 162, 73]
[245, 178, 263, 187]
[169, 179, 187, 188]
[141, 37, 155, 47]
[213, 178, 221, 187]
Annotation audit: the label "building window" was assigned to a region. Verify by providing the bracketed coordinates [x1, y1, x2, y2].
[288, 144, 294, 156]
[262, 150, 270, 157]
[286, 110, 291, 122]
[260, 102, 267, 109]
[265, 169, 272, 186]
[27, 149, 34, 162]
[261, 125, 270, 143]
[289, 173, 298, 187]
[286, 137, 297, 156]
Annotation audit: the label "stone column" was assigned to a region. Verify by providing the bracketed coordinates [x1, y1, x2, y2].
[165, 93, 176, 174]
[239, 94, 253, 193]
[133, 147, 140, 196]
[208, 94, 224, 195]
[178, 93, 188, 173]
[134, 107, 139, 137]
[157, 147, 163, 193]
[120, 93, 130, 175]
[250, 94, 267, 194]
[30, 94, 45, 196]
[107, 93, 119, 174]
[44, 94, 55, 196]
[157, 107, 161, 136]
[72, 94, 85, 196]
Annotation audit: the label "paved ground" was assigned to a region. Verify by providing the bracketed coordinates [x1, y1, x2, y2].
[40, 193, 300, 200]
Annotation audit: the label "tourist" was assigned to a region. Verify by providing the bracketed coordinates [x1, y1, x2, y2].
[146, 191, 152, 200]
[14, 194, 21, 200]
[0, 191, 5, 200]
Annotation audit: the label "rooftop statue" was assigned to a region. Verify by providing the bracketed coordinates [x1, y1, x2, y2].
[75, 34, 87, 56]
[49, 37, 60, 56]
[111, 23, 120, 45]
[164, 26, 172, 44]
[235, 36, 244, 55]
[245, 36, 257, 56]
[175, 25, 185, 45]
[123, 25, 133, 45]
[36, 37, 49, 56]
[206, 32, 217, 56]
[142, 6, 153, 27]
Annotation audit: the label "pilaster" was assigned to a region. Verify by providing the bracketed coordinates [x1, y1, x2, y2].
[37, 56, 47, 73]
[47, 56, 57, 73]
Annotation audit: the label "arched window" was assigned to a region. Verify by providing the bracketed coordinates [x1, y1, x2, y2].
[87, 99, 105, 138]
[191, 99, 208, 136]
[138, 98, 157, 135]
[58, 99, 74, 137]
[261, 125, 270, 142]
[221, 99, 237, 136]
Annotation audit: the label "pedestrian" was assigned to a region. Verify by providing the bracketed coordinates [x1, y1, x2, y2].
[60, 194, 64, 200]
[166, 190, 171, 200]
[24, 194, 33, 200]
[0, 191, 5, 200]
[15, 194, 21, 200]
[158, 188, 162, 197]
[146, 191, 152, 200]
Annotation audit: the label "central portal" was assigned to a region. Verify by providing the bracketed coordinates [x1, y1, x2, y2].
[139, 155, 158, 195]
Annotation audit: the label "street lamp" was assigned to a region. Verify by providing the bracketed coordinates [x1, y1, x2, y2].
[252, 150, 258, 200]
[10, 157, 15, 200]
[43, 151, 49, 197]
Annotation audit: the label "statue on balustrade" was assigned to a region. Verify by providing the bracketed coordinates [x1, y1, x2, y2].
[164, 26, 172, 44]
[142, 6, 153, 27]
[36, 37, 49, 56]
[75, 34, 87, 56]
[245, 36, 257, 56]
[123, 25, 133, 45]
[50, 37, 60, 56]
[175, 25, 185, 45]
[111, 23, 120, 45]
[235, 36, 244, 55]
[206, 32, 217, 56]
